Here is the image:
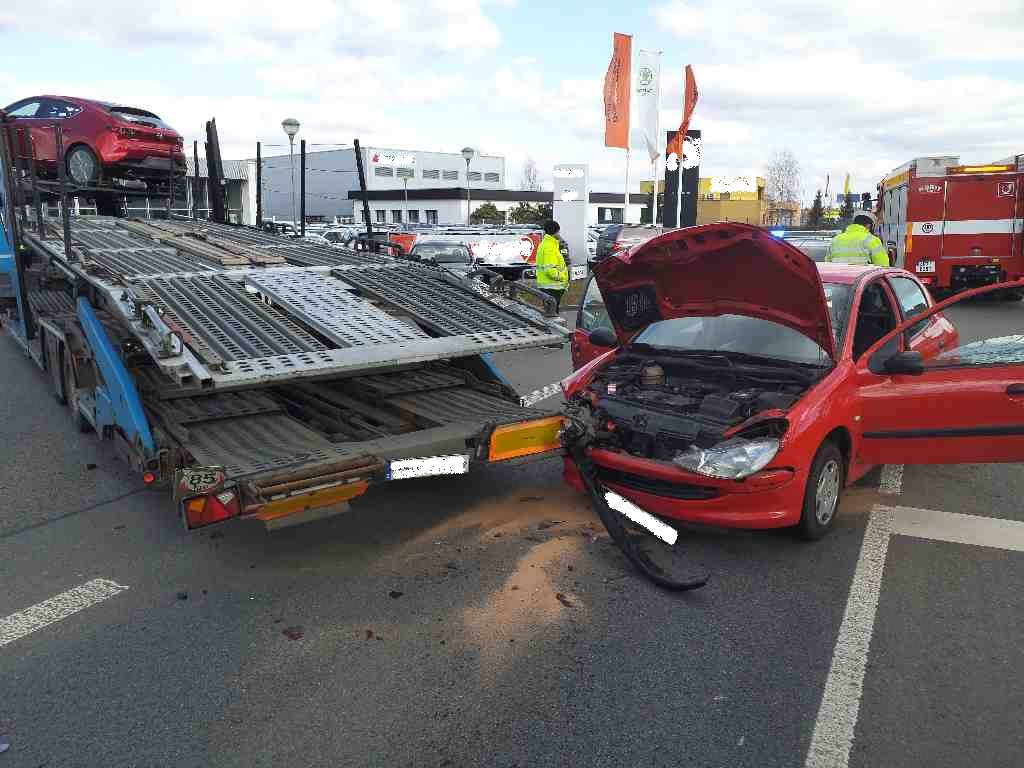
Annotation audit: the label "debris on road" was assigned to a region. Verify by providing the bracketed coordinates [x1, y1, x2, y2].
[518, 495, 545, 503]
[85, 463, 97, 470]
[537, 520, 564, 530]
[444, 562, 459, 571]
[282, 626, 304, 641]
[555, 593, 574, 608]
[389, 590, 404, 599]
[0, 739, 9, 754]
[365, 628, 375, 640]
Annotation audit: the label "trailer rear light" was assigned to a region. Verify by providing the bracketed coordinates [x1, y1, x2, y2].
[489, 416, 564, 462]
[182, 490, 240, 530]
[143, 471, 156, 485]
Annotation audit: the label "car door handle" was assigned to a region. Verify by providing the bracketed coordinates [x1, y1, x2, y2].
[1007, 384, 1024, 396]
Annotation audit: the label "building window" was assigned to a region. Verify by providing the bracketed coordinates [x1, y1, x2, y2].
[374, 166, 394, 177]
[408, 210, 419, 223]
[467, 171, 482, 182]
[423, 169, 440, 180]
[376, 209, 386, 223]
[397, 167, 414, 180]
[442, 170, 458, 181]
[392, 210, 403, 223]
[426, 209, 438, 224]
[484, 172, 500, 183]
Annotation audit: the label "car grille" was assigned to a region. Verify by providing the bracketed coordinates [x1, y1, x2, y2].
[597, 467, 720, 500]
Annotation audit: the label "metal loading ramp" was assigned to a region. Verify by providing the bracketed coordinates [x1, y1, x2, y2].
[145, 364, 558, 477]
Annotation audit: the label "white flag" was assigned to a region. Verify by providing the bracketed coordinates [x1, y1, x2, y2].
[635, 49, 662, 163]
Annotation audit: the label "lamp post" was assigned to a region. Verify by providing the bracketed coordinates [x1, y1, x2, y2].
[461, 146, 475, 224]
[281, 118, 300, 230]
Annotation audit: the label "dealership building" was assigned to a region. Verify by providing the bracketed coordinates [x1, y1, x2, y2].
[257, 145, 654, 226]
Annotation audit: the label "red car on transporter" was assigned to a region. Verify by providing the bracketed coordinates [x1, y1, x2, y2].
[3, 95, 185, 187]
[561, 222, 1024, 539]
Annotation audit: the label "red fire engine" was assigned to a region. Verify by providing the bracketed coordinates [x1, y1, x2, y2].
[878, 154, 1023, 298]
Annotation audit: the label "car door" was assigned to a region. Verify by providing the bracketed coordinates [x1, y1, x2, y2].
[886, 273, 956, 359]
[4, 98, 56, 164]
[856, 283, 1024, 465]
[572, 277, 614, 369]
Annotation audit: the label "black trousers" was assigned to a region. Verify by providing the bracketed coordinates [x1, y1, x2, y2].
[541, 288, 565, 313]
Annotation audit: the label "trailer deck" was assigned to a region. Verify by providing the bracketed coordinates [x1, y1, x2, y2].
[10, 214, 567, 524]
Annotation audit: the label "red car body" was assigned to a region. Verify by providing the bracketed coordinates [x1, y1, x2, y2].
[3, 95, 185, 185]
[560, 222, 1023, 535]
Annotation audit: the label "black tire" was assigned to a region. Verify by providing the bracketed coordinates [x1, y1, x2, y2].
[1000, 289, 1024, 302]
[66, 145, 99, 186]
[63, 347, 92, 434]
[796, 440, 844, 540]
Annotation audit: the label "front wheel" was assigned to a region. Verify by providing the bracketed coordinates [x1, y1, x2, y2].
[796, 440, 844, 540]
[66, 145, 99, 186]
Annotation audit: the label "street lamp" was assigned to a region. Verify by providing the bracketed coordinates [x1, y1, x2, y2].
[281, 118, 301, 231]
[462, 146, 475, 224]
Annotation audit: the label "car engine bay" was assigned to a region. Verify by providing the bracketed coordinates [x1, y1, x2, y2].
[574, 353, 827, 462]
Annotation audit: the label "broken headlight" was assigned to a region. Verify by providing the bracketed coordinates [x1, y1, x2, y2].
[673, 437, 780, 480]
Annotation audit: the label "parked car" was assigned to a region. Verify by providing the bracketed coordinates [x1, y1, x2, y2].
[3, 95, 185, 187]
[408, 241, 476, 277]
[594, 224, 664, 262]
[561, 221, 973, 539]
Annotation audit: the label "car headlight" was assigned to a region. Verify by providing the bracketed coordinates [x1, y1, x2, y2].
[673, 438, 780, 480]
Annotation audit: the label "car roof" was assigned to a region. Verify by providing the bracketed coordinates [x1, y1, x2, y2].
[413, 240, 467, 247]
[816, 262, 884, 285]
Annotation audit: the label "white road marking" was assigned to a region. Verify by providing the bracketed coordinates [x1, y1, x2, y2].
[807, 502, 1024, 767]
[889, 505, 1024, 553]
[0, 578, 129, 649]
[879, 464, 904, 496]
[805, 506, 893, 768]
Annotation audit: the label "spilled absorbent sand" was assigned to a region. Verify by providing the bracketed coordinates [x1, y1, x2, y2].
[405, 483, 597, 549]
[463, 535, 585, 682]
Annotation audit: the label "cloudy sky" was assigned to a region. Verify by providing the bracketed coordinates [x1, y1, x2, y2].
[1, 0, 1021, 203]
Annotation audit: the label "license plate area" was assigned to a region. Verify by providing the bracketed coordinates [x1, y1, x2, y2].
[386, 454, 470, 480]
[570, 264, 587, 280]
[916, 260, 936, 273]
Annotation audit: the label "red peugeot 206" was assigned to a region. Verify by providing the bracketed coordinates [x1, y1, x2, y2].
[561, 222, 1024, 539]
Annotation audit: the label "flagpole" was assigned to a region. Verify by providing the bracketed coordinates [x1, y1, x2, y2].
[624, 149, 631, 224]
[675, 139, 683, 228]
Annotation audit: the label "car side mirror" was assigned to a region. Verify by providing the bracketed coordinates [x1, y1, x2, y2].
[588, 327, 618, 348]
[883, 350, 924, 375]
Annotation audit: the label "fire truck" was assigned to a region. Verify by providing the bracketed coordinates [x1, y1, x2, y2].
[878, 154, 1024, 298]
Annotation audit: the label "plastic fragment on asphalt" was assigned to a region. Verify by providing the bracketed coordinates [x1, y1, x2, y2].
[0, 740, 9, 753]
[388, 590, 404, 599]
[282, 626, 304, 641]
[555, 593, 574, 607]
[603, 491, 678, 546]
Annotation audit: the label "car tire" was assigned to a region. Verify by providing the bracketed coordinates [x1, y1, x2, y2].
[1000, 289, 1024, 302]
[65, 145, 99, 186]
[796, 440, 844, 540]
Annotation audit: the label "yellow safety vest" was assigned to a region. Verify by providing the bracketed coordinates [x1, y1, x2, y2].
[535, 234, 568, 289]
[827, 224, 889, 266]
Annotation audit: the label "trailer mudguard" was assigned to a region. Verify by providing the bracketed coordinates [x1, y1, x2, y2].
[75, 296, 157, 459]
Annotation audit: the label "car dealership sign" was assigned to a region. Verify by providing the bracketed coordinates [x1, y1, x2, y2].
[372, 153, 416, 165]
[709, 175, 757, 194]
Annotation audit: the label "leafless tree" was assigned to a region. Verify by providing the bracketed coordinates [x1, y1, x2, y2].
[520, 156, 541, 191]
[765, 149, 803, 226]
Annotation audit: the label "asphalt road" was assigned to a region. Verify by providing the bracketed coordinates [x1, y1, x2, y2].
[0, 301, 1021, 767]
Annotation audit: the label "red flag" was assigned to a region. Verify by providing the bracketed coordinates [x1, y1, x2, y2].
[666, 65, 698, 161]
[603, 33, 632, 149]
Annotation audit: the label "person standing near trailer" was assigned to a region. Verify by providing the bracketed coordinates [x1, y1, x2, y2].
[536, 220, 569, 311]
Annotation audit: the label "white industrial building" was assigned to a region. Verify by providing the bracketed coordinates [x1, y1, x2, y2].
[258, 146, 506, 223]
[257, 145, 647, 226]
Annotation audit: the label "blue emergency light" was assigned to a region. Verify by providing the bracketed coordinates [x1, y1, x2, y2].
[770, 229, 786, 237]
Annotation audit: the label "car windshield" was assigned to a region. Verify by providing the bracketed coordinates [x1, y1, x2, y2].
[413, 245, 469, 263]
[633, 313, 834, 365]
[103, 104, 173, 130]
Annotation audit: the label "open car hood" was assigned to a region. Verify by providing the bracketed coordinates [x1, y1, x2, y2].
[593, 222, 836, 360]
